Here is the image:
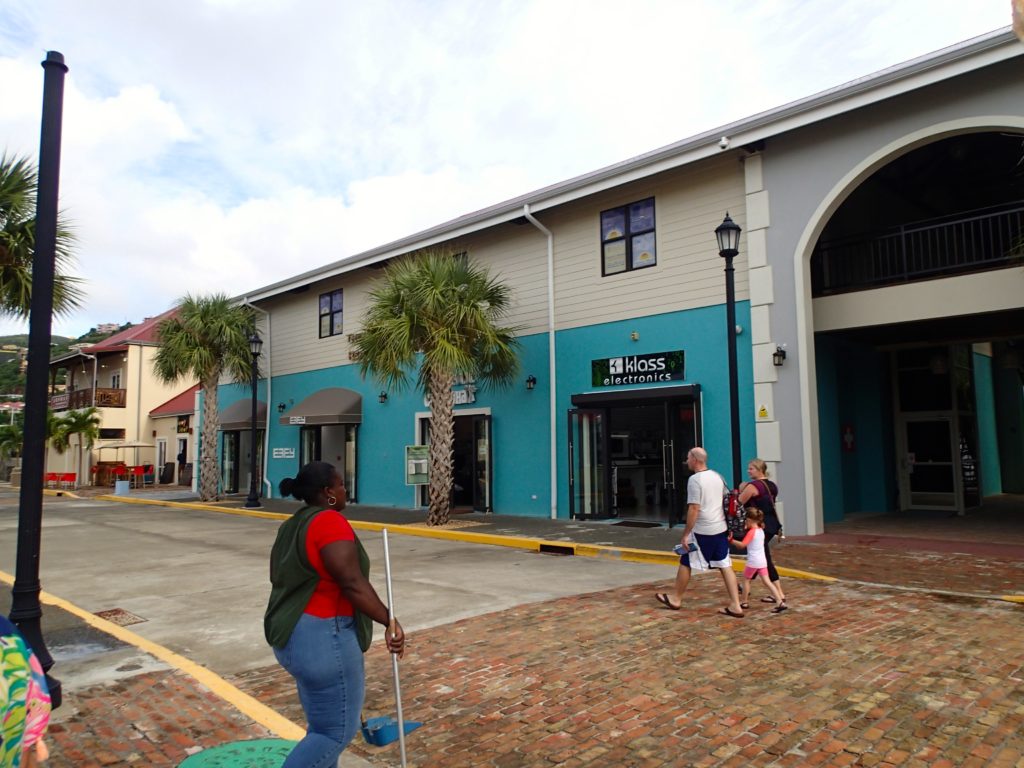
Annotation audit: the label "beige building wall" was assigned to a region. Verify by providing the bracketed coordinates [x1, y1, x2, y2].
[263, 154, 746, 378]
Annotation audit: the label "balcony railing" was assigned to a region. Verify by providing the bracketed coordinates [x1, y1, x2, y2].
[812, 202, 1024, 297]
[49, 388, 127, 411]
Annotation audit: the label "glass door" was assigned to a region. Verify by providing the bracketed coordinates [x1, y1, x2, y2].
[299, 426, 321, 469]
[221, 431, 239, 494]
[897, 416, 959, 510]
[665, 401, 699, 527]
[472, 415, 492, 512]
[567, 408, 607, 519]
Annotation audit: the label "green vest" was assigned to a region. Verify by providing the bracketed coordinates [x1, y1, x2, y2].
[264, 505, 373, 651]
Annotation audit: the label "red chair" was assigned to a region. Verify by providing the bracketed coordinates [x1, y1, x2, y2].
[60, 472, 76, 490]
[129, 465, 145, 488]
[111, 464, 128, 487]
[90, 465, 100, 486]
[45, 472, 58, 488]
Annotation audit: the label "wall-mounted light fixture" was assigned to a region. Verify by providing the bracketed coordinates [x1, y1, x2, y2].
[630, 331, 639, 342]
[378, 392, 388, 404]
[277, 402, 286, 413]
[525, 374, 537, 391]
[773, 345, 787, 367]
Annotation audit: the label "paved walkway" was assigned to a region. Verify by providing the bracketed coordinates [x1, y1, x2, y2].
[13, 488, 1024, 766]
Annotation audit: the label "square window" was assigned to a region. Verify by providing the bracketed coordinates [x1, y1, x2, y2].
[600, 197, 656, 276]
[319, 289, 343, 338]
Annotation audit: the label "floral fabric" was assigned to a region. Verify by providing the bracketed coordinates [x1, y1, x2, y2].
[1, 616, 51, 767]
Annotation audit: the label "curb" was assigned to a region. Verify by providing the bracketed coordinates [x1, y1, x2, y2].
[0, 570, 304, 741]
[91, 494, 837, 583]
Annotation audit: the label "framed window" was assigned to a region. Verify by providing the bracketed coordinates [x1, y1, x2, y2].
[600, 197, 656, 276]
[111, 371, 122, 389]
[318, 289, 344, 338]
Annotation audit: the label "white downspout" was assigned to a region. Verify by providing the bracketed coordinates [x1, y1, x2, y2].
[244, 299, 273, 499]
[523, 204, 558, 520]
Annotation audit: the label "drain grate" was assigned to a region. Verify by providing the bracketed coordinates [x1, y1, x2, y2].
[94, 608, 147, 626]
[611, 520, 662, 528]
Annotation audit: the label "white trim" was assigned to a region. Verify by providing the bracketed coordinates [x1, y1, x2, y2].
[240, 31, 1019, 303]
[791, 115, 1024, 536]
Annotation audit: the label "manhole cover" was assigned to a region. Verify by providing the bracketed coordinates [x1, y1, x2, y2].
[93, 608, 147, 626]
[178, 740, 297, 767]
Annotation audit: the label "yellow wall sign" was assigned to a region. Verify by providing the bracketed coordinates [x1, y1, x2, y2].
[758, 405, 769, 419]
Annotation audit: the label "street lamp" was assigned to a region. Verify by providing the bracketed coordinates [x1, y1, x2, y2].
[244, 331, 263, 509]
[715, 212, 743, 490]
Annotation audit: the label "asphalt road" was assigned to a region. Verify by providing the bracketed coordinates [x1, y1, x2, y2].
[0, 491, 670, 680]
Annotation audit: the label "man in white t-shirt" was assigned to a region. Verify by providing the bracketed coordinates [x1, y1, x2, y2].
[654, 447, 745, 617]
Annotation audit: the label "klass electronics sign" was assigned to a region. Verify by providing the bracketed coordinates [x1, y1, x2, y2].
[592, 350, 685, 387]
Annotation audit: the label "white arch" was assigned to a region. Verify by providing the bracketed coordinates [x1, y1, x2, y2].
[792, 116, 1024, 534]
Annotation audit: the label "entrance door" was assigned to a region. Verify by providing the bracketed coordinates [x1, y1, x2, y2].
[299, 426, 321, 468]
[418, 413, 492, 511]
[472, 415, 492, 512]
[567, 409, 606, 519]
[897, 415, 960, 511]
[222, 432, 239, 493]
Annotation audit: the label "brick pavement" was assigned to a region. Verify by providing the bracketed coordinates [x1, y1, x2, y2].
[232, 575, 1024, 767]
[18, 490, 1024, 766]
[46, 670, 275, 767]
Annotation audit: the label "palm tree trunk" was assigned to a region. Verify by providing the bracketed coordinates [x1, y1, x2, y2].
[426, 370, 455, 526]
[199, 377, 220, 501]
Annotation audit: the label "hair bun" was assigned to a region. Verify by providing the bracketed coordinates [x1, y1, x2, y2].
[278, 477, 296, 497]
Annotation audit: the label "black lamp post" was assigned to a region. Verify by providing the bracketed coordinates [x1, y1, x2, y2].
[11, 51, 68, 709]
[715, 212, 743, 490]
[244, 331, 262, 509]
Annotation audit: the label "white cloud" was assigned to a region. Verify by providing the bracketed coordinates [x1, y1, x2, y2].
[0, 0, 1013, 339]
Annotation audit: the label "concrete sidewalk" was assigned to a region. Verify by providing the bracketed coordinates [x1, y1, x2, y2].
[95, 489, 1024, 601]
[15, 489, 1024, 766]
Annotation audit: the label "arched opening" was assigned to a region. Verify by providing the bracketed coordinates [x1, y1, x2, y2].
[810, 130, 1024, 527]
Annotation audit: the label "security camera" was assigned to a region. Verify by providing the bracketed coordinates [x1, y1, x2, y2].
[718, 136, 730, 150]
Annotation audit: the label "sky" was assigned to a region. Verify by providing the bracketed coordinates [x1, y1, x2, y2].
[0, 0, 1016, 339]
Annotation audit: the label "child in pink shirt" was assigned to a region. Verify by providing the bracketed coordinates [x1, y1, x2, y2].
[730, 508, 787, 612]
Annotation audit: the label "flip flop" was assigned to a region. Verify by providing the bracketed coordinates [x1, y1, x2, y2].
[760, 596, 778, 604]
[655, 593, 681, 610]
[772, 603, 789, 614]
[740, 603, 750, 609]
[718, 607, 744, 618]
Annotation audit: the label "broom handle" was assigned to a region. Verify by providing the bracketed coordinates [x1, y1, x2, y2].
[382, 529, 407, 767]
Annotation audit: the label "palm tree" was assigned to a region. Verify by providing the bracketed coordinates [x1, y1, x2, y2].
[60, 407, 101, 488]
[354, 249, 521, 526]
[153, 294, 255, 501]
[47, 408, 70, 473]
[0, 421, 22, 482]
[0, 153, 84, 318]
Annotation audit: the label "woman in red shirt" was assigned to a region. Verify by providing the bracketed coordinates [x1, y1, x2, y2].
[270, 461, 405, 767]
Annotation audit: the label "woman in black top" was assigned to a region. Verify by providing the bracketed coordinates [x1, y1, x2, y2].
[737, 458, 787, 607]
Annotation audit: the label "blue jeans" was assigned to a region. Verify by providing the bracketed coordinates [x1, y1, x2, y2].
[274, 613, 365, 768]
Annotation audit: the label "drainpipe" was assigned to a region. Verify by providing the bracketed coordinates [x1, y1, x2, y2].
[523, 204, 558, 520]
[243, 299, 273, 499]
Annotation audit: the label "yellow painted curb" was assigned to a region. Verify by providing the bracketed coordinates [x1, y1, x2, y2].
[0, 570, 304, 741]
[93, 495, 289, 521]
[1001, 594, 1024, 604]
[42, 489, 82, 499]
[93, 495, 838, 583]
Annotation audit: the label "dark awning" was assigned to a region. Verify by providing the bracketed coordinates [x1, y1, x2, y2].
[279, 388, 362, 426]
[571, 384, 701, 407]
[218, 399, 268, 431]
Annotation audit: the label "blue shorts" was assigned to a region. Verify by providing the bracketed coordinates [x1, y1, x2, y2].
[682, 531, 732, 569]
